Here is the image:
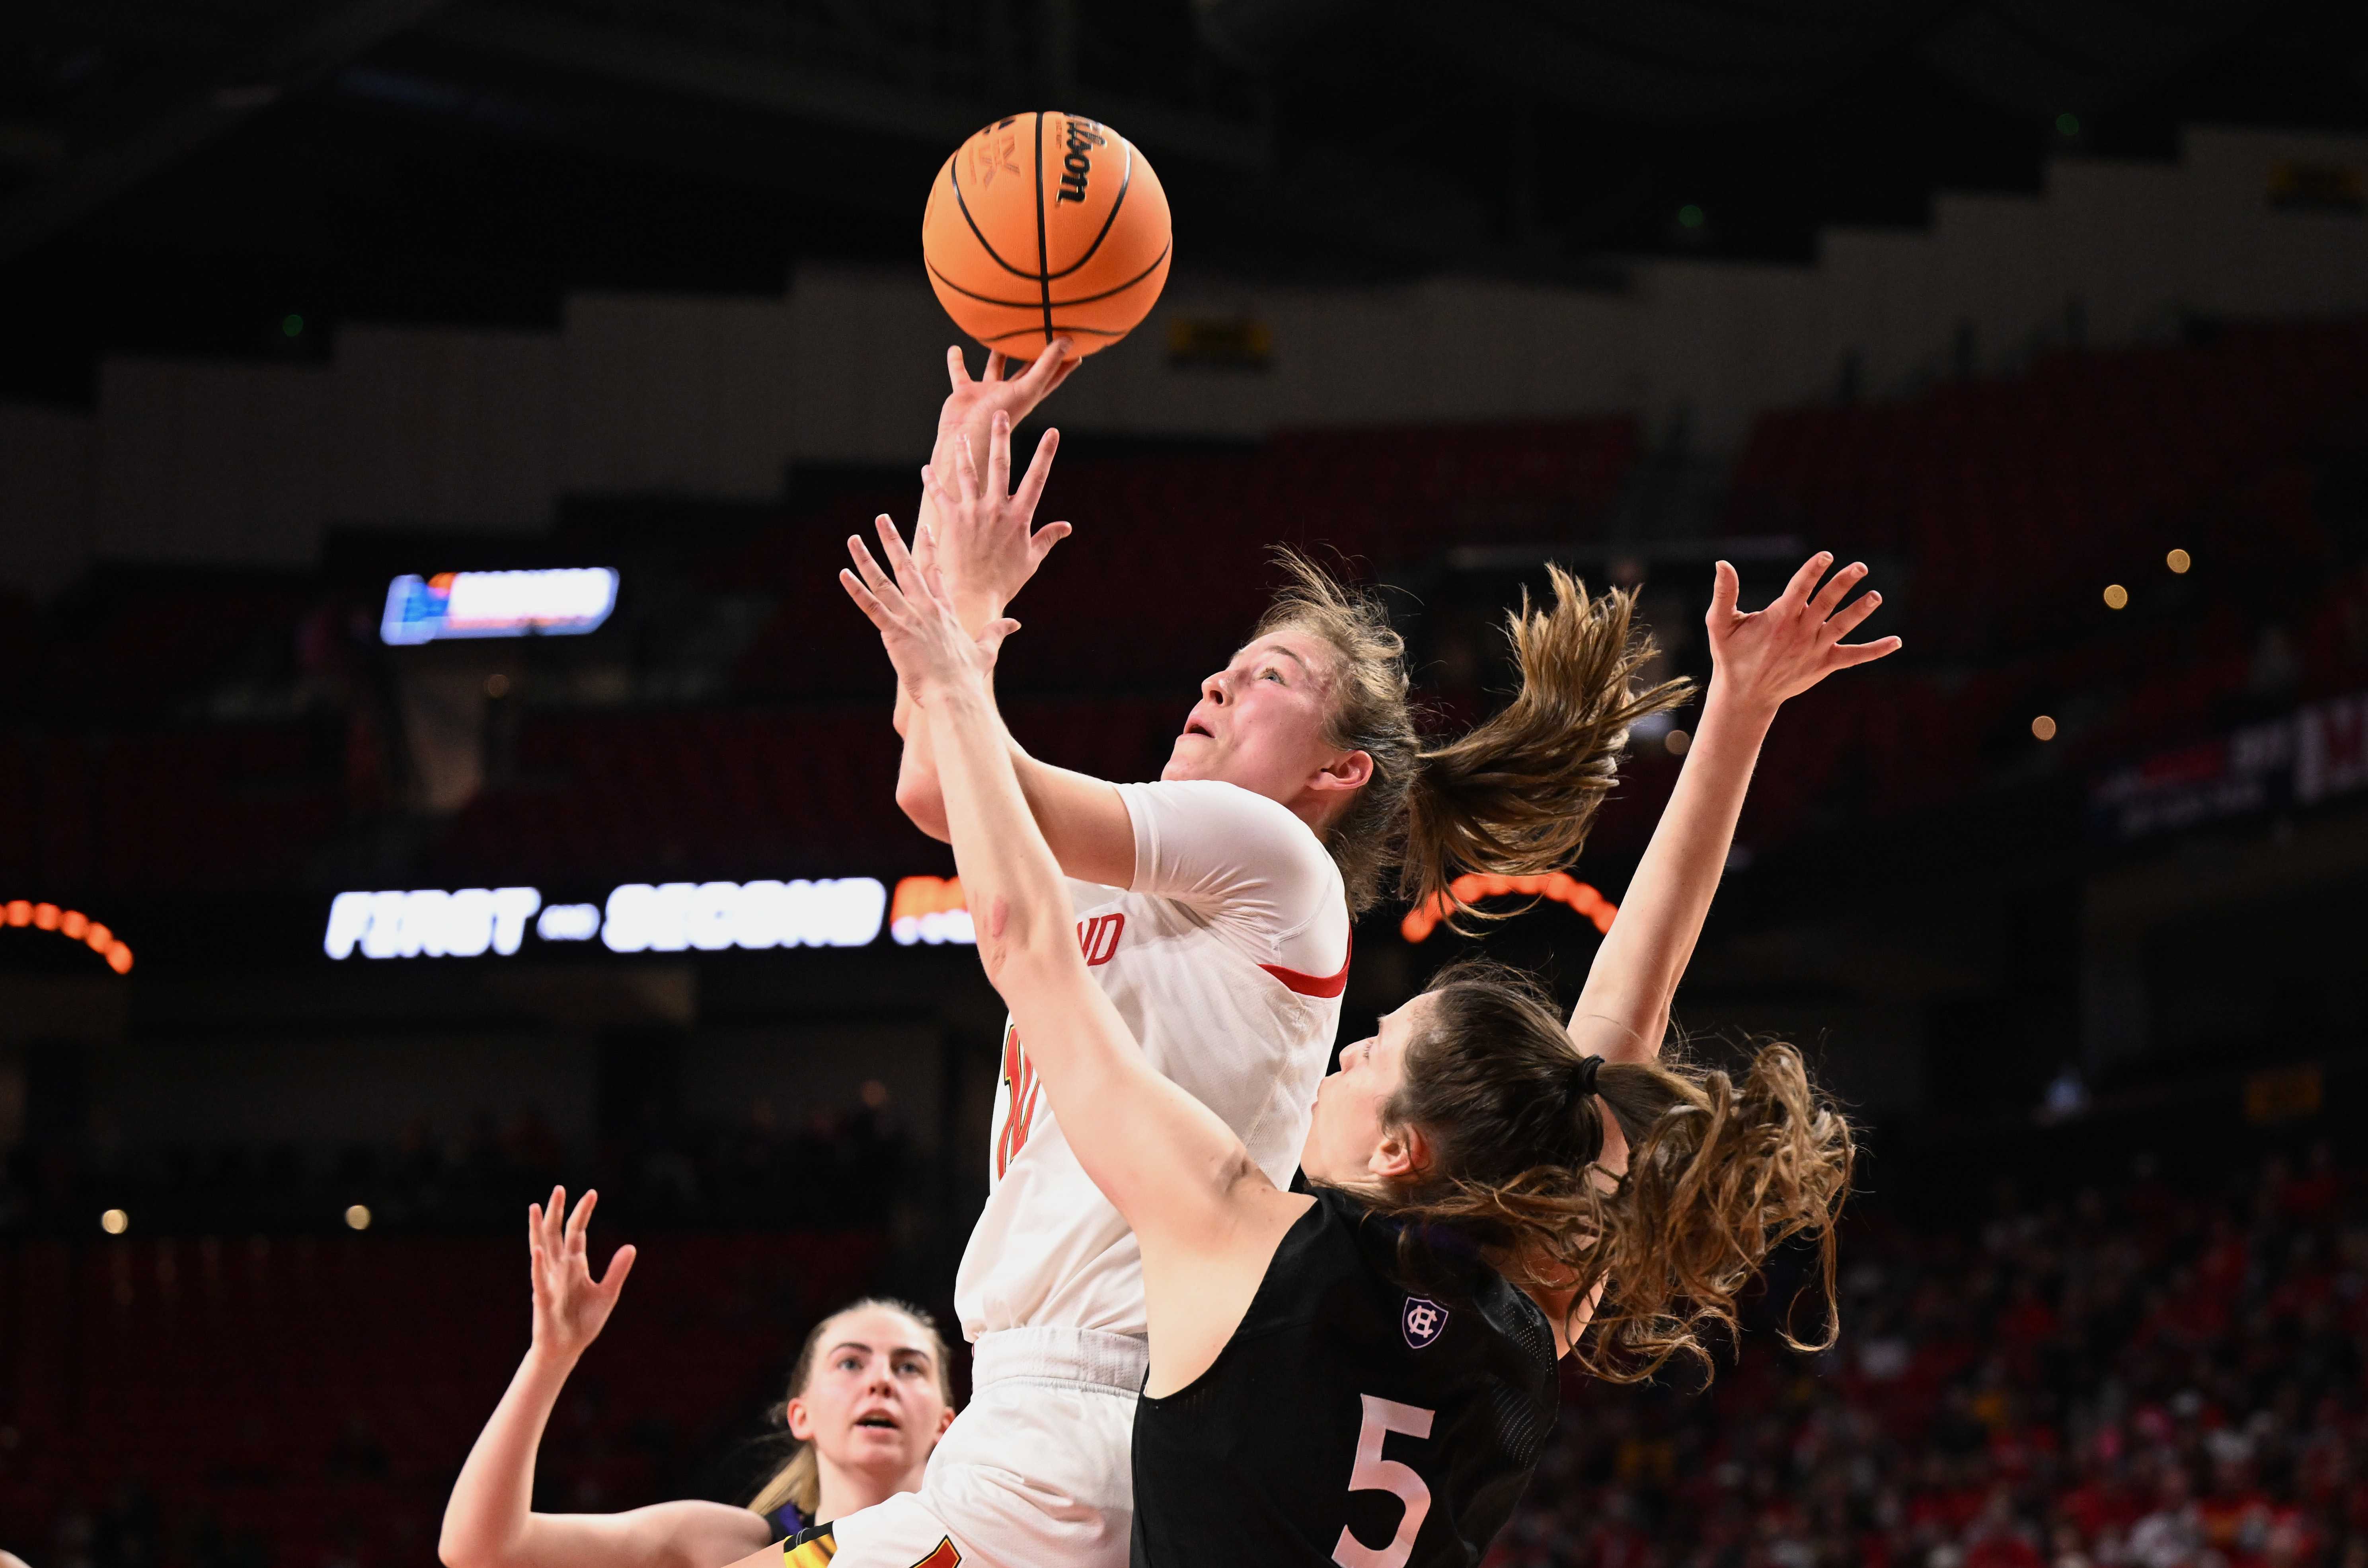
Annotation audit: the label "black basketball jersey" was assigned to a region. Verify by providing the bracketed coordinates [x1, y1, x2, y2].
[1130, 1178, 1559, 1568]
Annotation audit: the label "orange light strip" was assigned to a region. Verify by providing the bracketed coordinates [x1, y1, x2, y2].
[1399, 872, 1617, 944]
[2, 899, 134, 973]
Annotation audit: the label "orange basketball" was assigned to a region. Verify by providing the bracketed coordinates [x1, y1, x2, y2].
[922, 111, 1173, 361]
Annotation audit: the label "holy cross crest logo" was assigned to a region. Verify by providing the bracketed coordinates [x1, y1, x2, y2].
[1402, 1295, 1449, 1349]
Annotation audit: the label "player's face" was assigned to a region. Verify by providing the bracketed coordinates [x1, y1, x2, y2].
[1163, 629, 1351, 809]
[785, 1305, 953, 1481]
[1300, 994, 1431, 1187]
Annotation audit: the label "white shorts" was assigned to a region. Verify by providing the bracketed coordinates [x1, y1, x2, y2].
[815, 1326, 1146, 1568]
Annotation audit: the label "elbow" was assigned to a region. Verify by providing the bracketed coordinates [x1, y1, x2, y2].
[976, 924, 1075, 999]
[895, 774, 953, 843]
[436, 1517, 505, 1568]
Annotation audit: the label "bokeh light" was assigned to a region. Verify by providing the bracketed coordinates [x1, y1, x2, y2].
[100, 1208, 129, 1235]
[345, 1204, 372, 1231]
[2031, 715, 2058, 741]
[1666, 728, 1692, 756]
[2166, 547, 2191, 573]
[2103, 584, 2129, 609]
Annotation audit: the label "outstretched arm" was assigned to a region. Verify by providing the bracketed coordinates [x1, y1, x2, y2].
[891, 345, 1136, 883]
[439, 1190, 770, 1568]
[1569, 553, 1899, 1065]
[845, 521, 1277, 1266]
[887, 409, 1136, 884]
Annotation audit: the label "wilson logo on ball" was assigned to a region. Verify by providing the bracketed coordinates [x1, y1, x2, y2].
[922, 110, 1172, 361]
[1056, 118, 1108, 204]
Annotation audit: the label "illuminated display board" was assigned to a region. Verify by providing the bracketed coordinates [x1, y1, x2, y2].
[380, 568, 619, 646]
[324, 877, 943, 960]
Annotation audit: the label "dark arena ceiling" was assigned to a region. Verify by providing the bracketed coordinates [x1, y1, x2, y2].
[2, 0, 2366, 403]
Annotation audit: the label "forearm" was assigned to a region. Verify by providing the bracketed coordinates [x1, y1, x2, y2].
[441, 1347, 575, 1568]
[1570, 680, 1777, 1060]
[927, 682, 1087, 979]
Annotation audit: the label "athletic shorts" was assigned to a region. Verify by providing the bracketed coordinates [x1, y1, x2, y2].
[785, 1326, 1147, 1568]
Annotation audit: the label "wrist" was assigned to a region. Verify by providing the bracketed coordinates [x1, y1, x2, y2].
[1700, 678, 1781, 730]
[523, 1339, 582, 1377]
[950, 591, 1006, 634]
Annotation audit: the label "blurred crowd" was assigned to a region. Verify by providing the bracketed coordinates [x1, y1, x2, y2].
[1495, 1141, 2366, 1568]
[0, 1091, 913, 1236]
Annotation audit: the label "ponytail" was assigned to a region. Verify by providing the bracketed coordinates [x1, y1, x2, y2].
[1400, 567, 1690, 929]
[1256, 552, 1689, 919]
[1358, 961, 1853, 1386]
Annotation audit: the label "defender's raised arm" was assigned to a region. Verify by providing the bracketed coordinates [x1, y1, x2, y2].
[1568, 553, 1900, 1066]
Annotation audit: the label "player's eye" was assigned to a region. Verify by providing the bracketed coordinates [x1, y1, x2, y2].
[837, 1355, 862, 1371]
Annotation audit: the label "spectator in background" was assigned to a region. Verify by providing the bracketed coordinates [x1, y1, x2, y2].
[1486, 1143, 2368, 1568]
[439, 1189, 953, 1568]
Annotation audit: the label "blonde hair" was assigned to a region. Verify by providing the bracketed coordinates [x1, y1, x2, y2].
[1258, 549, 1691, 921]
[746, 1298, 952, 1522]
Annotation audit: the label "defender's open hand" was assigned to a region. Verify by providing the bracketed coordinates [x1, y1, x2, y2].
[918, 409, 1068, 623]
[1706, 552, 1901, 711]
[526, 1186, 634, 1364]
[843, 515, 1018, 707]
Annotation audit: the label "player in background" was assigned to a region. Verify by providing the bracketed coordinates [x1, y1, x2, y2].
[439, 1189, 953, 1568]
[787, 346, 1689, 1568]
[844, 528, 1888, 1566]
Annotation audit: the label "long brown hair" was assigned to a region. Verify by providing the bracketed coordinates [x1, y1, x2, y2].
[746, 1297, 953, 1521]
[1364, 961, 1854, 1385]
[1257, 551, 1690, 921]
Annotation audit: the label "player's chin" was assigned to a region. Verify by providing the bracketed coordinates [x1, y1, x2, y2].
[1159, 740, 1210, 781]
[845, 1422, 909, 1454]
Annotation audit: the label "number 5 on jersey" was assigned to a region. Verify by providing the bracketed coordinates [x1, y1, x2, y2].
[1333, 1395, 1435, 1568]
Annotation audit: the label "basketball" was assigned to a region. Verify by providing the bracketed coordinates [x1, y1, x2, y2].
[922, 111, 1173, 361]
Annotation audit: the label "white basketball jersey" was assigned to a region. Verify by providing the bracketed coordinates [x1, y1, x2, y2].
[953, 779, 1352, 1342]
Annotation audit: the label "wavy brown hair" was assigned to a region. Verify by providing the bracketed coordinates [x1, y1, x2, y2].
[1360, 961, 1854, 1385]
[1257, 550, 1690, 920]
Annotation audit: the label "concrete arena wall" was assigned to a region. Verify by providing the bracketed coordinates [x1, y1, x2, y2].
[2, 126, 2364, 595]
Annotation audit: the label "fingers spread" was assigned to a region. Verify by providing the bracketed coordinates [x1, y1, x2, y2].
[566, 1187, 599, 1245]
[1828, 589, 1883, 639]
[1015, 427, 1059, 513]
[847, 532, 895, 596]
[1781, 551, 1834, 610]
[945, 345, 971, 390]
[984, 351, 1008, 384]
[840, 569, 894, 626]
[874, 514, 924, 592]
[987, 411, 1012, 498]
[955, 434, 982, 501]
[1834, 636, 1904, 666]
[1031, 519, 1072, 562]
[1810, 561, 1867, 620]
[599, 1242, 638, 1295]
[1018, 337, 1070, 396]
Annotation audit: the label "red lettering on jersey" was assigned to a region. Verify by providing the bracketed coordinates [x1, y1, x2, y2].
[909, 1540, 962, 1568]
[991, 916, 1123, 1177]
[1077, 911, 1125, 966]
[994, 1021, 1041, 1178]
